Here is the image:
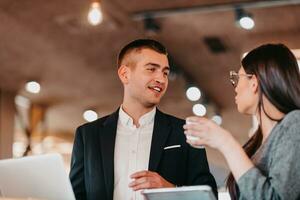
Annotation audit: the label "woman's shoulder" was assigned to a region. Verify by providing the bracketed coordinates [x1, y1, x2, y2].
[277, 110, 300, 139]
[281, 110, 300, 126]
[269, 110, 300, 161]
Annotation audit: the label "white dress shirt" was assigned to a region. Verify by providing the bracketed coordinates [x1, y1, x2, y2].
[113, 106, 156, 200]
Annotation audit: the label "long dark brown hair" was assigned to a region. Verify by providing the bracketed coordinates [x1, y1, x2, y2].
[226, 43, 300, 199]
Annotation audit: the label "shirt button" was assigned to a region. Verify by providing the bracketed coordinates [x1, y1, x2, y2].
[132, 150, 136, 154]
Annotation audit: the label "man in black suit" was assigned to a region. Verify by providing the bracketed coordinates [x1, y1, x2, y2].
[69, 39, 217, 200]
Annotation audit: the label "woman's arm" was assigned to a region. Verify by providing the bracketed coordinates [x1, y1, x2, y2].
[183, 116, 253, 180]
[237, 121, 300, 200]
[184, 116, 300, 200]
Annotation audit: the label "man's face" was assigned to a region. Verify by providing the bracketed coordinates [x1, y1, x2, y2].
[122, 48, 170, 108]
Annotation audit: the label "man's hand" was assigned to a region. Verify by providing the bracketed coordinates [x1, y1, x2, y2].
[129, 170, 175, 191]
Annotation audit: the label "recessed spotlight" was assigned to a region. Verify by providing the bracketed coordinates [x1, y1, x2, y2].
[83, 110, 98, 122]
[211, 115, 222, 125]
[186, 86, 201, 101]
[25, 81, 41, 94]
[15, 95, 31, 108]
[192, 104, 206, 116]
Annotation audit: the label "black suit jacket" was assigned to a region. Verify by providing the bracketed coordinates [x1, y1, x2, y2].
[69, 109, 217, 200]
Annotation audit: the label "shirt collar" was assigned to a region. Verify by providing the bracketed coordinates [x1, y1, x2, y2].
[118, 106, 156, 128]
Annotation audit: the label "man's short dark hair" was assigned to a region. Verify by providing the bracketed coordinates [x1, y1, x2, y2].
[117, 39, 168, 68]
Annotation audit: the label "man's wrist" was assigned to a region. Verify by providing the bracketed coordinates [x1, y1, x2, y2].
[165, 182, 176, 188]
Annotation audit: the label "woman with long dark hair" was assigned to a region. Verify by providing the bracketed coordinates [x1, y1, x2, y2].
[184, 43, 300, 199]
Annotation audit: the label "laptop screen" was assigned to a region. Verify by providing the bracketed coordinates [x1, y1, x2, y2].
[0, 153, 75, 200]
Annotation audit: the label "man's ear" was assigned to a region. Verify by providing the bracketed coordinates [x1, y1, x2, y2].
[118, 65, 130, 84]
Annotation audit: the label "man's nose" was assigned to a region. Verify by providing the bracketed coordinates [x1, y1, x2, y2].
[154, 72, 166, 84]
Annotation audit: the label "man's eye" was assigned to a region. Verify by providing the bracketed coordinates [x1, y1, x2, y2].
[148, 68, 155, 72]
[164, 72, 169, 76]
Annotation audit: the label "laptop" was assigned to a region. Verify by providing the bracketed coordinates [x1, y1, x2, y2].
[142, 185, 216, 200]
[0, 153, 75, 200]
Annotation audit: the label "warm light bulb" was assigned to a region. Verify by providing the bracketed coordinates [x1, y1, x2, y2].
[87, 2, 103, 26]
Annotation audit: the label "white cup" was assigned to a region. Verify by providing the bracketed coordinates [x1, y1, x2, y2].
[185, 119, 204, 149]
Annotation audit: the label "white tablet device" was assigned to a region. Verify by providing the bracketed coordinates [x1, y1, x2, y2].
[0, 153, 75, 200]
[142, 185, 216, 200]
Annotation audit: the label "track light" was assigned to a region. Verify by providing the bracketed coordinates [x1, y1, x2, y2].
[235, 7, 255, 30]
[143, 15, 160, 33]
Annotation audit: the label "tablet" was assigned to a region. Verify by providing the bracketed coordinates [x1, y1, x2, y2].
[142, 185, 216, 200]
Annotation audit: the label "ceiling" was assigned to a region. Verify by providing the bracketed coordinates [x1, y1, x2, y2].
[1, 0, 300, 169]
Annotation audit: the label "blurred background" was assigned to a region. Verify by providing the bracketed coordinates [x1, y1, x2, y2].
[1, 0, 300, 193]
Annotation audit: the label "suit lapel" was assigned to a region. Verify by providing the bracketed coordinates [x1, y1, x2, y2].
[99, 109, 119, 200]
[148, 109, 172, 171]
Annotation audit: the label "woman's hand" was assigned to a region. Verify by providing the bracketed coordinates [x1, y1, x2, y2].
[183, 116, 255, 181]
[183, 116, 233, 152]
